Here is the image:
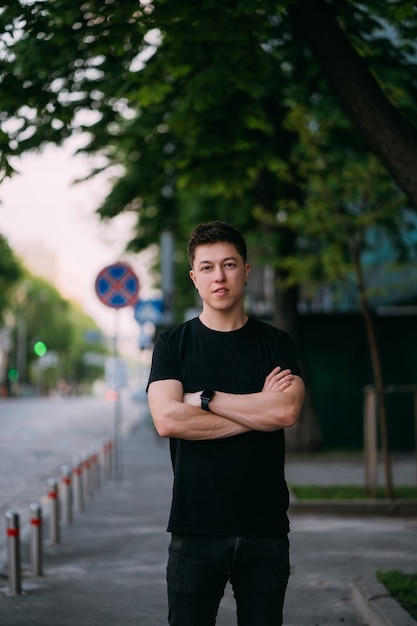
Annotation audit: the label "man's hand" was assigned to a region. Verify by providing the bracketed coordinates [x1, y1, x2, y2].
[262, 366, 294, 392]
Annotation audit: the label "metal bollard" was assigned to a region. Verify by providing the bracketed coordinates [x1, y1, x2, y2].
[30, 503, 43, 576]
[89, 451, 99, 492]
[72, 456, 84, 513]
[88, 453, 96, 495]
[101, 440, 108, 480]
[61, 465, 73, 525]
[102, 438, 113, 480]
[108, 439, 114, 479]
[82, 454, 92, 501]
[47, 478, 60, 544]
[5, 511, 21, 595]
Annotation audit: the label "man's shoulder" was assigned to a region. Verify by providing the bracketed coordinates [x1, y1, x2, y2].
[158, 317, 198, 343]
[247, 316, 287, 338]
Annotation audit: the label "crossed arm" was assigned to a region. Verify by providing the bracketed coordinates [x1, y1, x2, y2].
[147, 366, 305, 441]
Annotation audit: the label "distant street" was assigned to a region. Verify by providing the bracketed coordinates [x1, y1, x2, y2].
[0, 391, 149, 561]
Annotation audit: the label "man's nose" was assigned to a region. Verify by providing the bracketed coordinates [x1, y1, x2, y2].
[214, 266, 226, 280]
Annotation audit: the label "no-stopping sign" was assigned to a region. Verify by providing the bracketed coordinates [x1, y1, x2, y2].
[95, 263, 139, 309]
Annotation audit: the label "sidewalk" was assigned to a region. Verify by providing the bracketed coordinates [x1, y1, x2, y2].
[1, 405, 416, 625]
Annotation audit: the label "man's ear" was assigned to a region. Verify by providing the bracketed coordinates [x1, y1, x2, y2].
[189, 269, 197, 289]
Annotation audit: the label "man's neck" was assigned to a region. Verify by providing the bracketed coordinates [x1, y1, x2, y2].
[199, 309, 248, 332]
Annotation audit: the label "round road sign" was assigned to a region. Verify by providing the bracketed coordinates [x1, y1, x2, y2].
[95, 263, 139, 309]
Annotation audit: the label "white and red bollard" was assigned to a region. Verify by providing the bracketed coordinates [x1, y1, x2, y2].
[47, 478, 60, 544]
[90, 451, 100, 492]
[30, 502, 43, 576]
[5, 511, 21, 595]
[102, 438, 113, 480]
[72, 456, 84, 513]
[61, 465, 73, 526]
[82, 454, 92, 501]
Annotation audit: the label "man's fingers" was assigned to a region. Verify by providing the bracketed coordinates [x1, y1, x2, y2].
[263, 368, 293, 391]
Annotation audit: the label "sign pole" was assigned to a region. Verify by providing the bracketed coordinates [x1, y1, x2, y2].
[113, 307, 119, 357]
[95, 262, 140, 483]
[113, 309, 123, 481]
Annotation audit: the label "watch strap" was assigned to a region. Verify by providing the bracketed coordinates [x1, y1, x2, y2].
[200, 389, 215, 411]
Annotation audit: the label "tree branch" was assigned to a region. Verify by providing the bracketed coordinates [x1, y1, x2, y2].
[289, 0, 417, 208]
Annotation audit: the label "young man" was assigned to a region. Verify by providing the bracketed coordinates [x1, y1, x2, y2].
[147, 221, 305, 626]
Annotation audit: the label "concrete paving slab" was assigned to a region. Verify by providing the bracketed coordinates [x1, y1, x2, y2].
[1, 410, 416, 625]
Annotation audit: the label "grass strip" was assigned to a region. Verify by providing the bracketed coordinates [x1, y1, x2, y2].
[289, 485, 417, 500]
[377, 569, 417, 621]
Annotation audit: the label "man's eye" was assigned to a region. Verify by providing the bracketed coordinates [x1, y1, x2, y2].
[202, 265, 212, 271]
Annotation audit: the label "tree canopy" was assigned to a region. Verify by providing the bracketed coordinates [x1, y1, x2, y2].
[6, 272, 107, 393]
[2, 0, 416, 448]
[0, 235, 22, 320]
[1, 0, 417, 225]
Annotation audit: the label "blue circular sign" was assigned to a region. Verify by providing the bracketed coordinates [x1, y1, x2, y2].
[95, 263, 139, 309]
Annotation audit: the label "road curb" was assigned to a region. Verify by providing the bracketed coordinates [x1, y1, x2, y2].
[289, 498, 417, 517]
[352, 574, 417, 626]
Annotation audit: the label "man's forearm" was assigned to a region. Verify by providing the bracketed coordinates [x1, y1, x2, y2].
[148, 380, 251, 440]
[148, 376, 304, 440]
[175, 407, 251, 440]
[196, 378, 305, 432]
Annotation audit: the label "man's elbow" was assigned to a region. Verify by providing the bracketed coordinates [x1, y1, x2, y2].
[262, 407, 299, 431]
[281, 381, 305, 428]
[152, 416, 174, 438]
[148, 395, 177, 438]
[281, 407, 300, 429]
[279, 396, 304, 429]
[148, 406, 173, 438]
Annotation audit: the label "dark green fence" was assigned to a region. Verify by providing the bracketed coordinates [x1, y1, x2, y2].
[299, 313, 417, 451]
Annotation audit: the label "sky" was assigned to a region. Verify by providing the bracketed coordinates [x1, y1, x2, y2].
[0, 138, 153, 341]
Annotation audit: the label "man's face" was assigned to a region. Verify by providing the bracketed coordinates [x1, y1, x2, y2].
[189, 242, 250, 313]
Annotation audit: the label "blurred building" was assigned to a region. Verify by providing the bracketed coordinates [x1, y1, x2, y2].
[14, 242, 83, 304]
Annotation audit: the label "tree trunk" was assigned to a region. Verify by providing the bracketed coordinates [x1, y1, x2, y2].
[289, 0, 417, 209]
[273, 280, 322, 452]
[353, 246, 394, 498]
[254, 169, 322, 451]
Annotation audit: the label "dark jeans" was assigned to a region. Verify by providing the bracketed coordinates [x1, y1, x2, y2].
[167, 534, 290, 626]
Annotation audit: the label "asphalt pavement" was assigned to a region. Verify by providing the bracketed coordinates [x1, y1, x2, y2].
[0, 391, 147, 564]
[1, 399, 416, 626]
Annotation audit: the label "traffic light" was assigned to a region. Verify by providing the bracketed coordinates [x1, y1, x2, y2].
[8, 368, 19, 383]
[33, 341, 47, 356]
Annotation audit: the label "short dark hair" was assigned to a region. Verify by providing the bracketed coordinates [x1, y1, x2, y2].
[187, 221, 247, 267]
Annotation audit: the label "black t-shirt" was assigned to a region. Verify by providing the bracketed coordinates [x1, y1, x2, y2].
[147, 316, 301, 537]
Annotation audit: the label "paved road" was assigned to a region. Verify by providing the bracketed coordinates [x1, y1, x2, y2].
[0, 391, 144, 559]
[1, 391, 416, 625]
[1, 418, 416, 625]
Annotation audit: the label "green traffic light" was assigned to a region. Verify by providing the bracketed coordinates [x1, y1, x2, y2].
[8, 368, 19, 383]
[33, 341, 47, 356]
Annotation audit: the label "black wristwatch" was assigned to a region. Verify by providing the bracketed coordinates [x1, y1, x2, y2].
[200, 389, 215, 412]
